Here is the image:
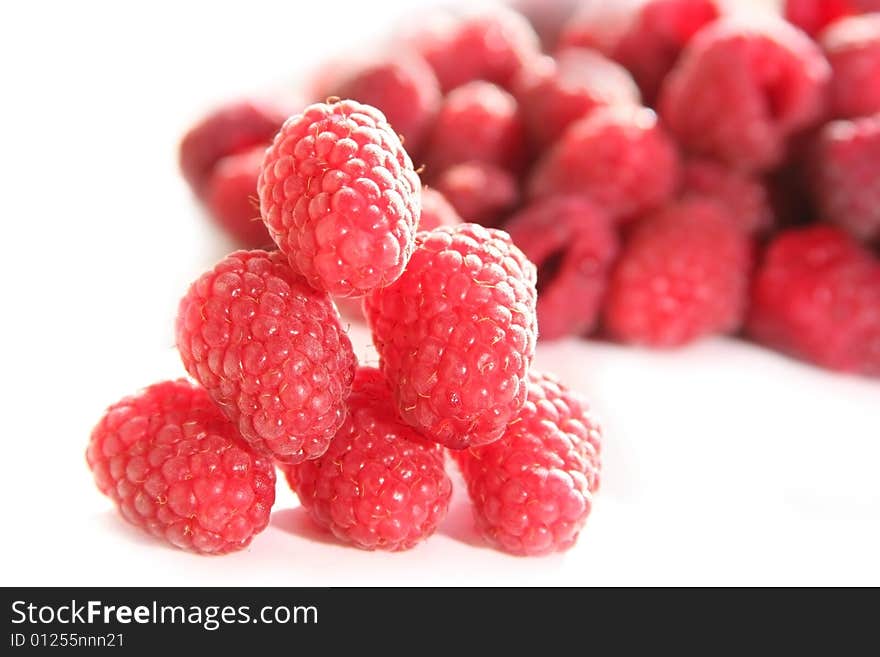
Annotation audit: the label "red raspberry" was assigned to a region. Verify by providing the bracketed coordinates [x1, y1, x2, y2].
[87, 380, 276, 555]
[821, 13, 880, 119]
[453, 371, 601, 556]
[604, 198, 752, 347]
[412, 6, 541, 93]
[811, 114, 880, 243]
[528, 105, 681, 221]
[432, 161, 520, 227]
[680, 157, 774, 235]
[283, 368, 452, 551]
[659, 17, 830, 172]
[560, 0, 721, 103]
[258, 100, 421, 297]
[320, 52, 442, 157]
[506, 197, 618, 340]
[423, 81, 527, 176]
[179, 99, 287, 198]
[204, 146, 272, 249]
[419, 187, 462, 231]
[747, 225, 880, 376]
[783, 0, 880, 37]
[364, 224, 538, 450]
[513, 48, 641, 149]
[175, 250, 356, 463]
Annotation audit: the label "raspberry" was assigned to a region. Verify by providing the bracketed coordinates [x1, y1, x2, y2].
[680, 157, 774, 235]
[175, 250, 356, 463]
[811, 114, 880, 243]
[320, 52, 442, 157]
[258, 100, 421, 297]
[453, 371, 601, 556]
[659, 17, 831, 172]
[604, 198, 752, 347]
[747, 225, 880, 376]
[821, 13, 880, 120]
[513, 48, 641, 149]
[783, 0, 868, 37]
[283, 368, 452, 551]
[423, 81, 527, 176]
[560, 0, 720, 103]
[432, 162, 520, 227]
[419, 187, 462, 231]
[180, 99, 287, 198]
[505, 197, 618, 340]
[204, 146, 272, 248]
[364, 224, 538, 449]
[86, 380, 276, 554]
[412, 6, 540, 93]
[527, 105, 680, 221]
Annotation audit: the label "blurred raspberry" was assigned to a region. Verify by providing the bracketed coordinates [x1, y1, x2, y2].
[432, 162, 520, 227]
[204, 146, 272, 248]
[179, 99, 287, 197]
[680, 157, 774, 235]
[783, 0, 867, 37]
[811, 114, 880, 243]
[560, 0, 721, 103]
[659, 16, 831, 172]
[747, 225, 880, 376]
[513, 48, 641, 149]
[364, 224, 538, 449]
[528, 105, 680, 221]
[176, 250, 356, 463]
[87, 380, 276, 554]
[258, 100, 421, 297]
[283, 368, 452, 551]
[604, 198, 752, 347]
[506, 197, 618, 340]
[419, 187, 462, 230]
[412, 6, 541, 92]
[320, 52, 442, 156]
[423, 81, 527, 176]
[821, 13, 880, 119]
[453, 371, 602, 556]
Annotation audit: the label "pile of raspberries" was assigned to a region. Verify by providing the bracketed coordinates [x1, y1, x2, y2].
[89, 0, 880, 558]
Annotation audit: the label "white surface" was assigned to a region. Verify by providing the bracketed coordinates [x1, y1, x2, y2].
[2, 0, 878, 586]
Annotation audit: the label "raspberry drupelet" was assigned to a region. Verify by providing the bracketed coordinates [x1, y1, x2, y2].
[432, 161, 520, 227]
[453, 371, 602, 557]
[364, 223, 538, 450]
[283, 367, 452, 551]
[176, 250, 356, 463]
[258, 100, 422, 297]
[87, 380, 276, 554]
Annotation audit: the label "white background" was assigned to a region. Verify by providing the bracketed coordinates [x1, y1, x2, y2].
[1, 0, 877, 586]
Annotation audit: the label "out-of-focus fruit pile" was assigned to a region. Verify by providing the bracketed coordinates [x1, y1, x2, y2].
[180, 0, 880, 378]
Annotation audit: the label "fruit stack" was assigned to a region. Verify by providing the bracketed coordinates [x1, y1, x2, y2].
[89, 0, 880, 558]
